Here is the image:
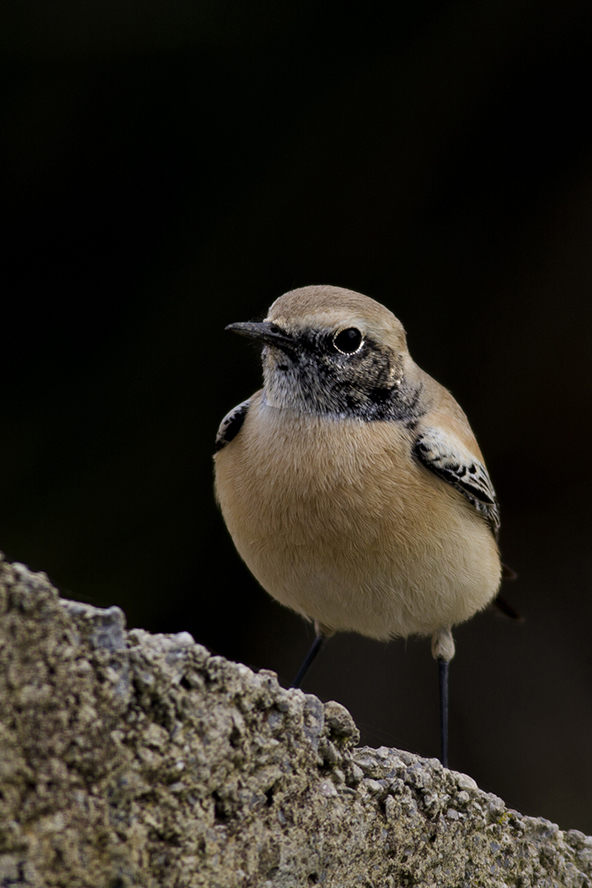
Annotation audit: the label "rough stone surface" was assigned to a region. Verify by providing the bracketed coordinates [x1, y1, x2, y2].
[0, 555, 590, 887]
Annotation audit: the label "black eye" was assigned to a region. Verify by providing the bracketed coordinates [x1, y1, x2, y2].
[333, 327, 363, 354]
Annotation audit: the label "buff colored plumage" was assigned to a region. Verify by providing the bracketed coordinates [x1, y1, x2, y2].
[214, 285, 503, 763]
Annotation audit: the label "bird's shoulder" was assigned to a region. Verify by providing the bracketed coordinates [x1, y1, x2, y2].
[411, 383, 500, 537]
[214, 397, 252, 452]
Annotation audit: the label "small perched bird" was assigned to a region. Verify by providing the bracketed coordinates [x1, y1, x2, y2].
[214, 285, 502, 765]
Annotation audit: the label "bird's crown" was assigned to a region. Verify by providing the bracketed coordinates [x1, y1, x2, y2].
[267, 285, 408, 354]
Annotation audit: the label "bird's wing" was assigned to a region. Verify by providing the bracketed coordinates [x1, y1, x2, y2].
[413, 427, 500, 537]
[214, 398, 251, 452]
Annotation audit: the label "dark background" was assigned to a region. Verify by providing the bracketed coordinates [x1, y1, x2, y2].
[2, 0, 592, 833]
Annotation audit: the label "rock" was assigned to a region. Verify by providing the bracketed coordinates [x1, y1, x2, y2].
[0, 555, 590, 887]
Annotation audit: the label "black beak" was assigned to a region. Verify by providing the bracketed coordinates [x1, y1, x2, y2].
[225, 321, 295, 351]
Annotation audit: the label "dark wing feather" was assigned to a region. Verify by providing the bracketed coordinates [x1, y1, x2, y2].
[215, 399, 250, 452]
[413, 428, 500, 538]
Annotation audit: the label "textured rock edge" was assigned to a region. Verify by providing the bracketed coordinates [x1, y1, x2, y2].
[0, 554, 590, 888]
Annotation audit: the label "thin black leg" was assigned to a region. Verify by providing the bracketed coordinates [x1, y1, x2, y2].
[438, 658, 449, 767]
[291, 634, 326, 689]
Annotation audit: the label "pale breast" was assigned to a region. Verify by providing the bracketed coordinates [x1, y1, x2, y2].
[214, 394, 501, 640]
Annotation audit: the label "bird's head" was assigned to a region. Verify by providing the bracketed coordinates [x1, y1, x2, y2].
[226, 285, 422, 421]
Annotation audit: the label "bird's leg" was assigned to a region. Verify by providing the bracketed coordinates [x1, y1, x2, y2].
[438, 659, 450, 768]
[291, 621, 332, 689]
[431, 627, 455, 768]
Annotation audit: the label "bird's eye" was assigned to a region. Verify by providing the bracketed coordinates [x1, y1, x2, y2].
[332, 327, 363, 355]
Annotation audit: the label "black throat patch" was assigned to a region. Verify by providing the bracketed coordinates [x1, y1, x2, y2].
[264, 330, 426, 426]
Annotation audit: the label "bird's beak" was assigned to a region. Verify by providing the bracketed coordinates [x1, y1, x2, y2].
[225, 321, 295, 351]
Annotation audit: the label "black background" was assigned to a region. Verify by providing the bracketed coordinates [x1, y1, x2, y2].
[2, 0, 592, 833]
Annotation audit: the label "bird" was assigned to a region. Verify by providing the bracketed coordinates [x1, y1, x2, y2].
[214, 284, 502, 766]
